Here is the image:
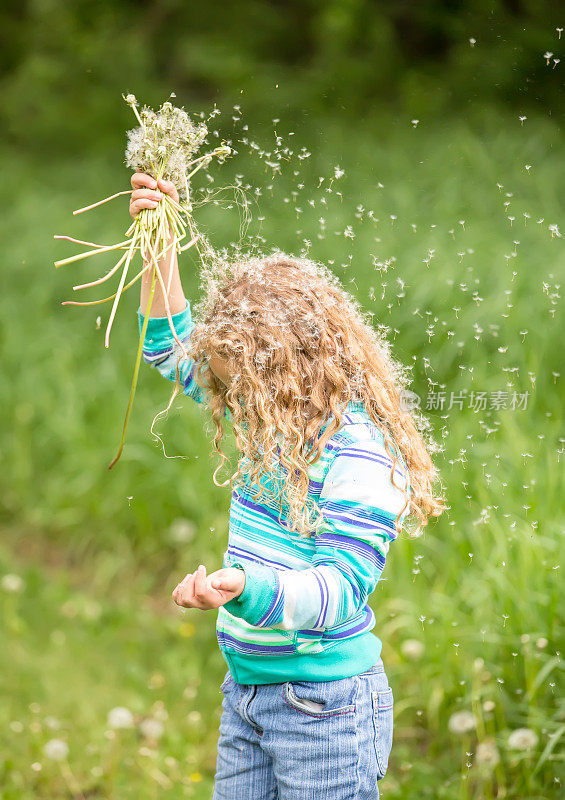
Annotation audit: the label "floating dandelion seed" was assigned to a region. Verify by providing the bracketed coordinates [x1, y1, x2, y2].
[411, 119, 419, 128]
[543, 52, 553, 65]
[519, 116, 527, 125]
[469, 38, 476, 46]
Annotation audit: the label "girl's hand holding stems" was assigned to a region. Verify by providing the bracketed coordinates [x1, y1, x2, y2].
[130, 170, 187, 318]
[172, 565, 246, 611]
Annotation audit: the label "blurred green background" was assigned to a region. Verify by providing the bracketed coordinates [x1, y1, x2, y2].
[1, 1, 563, 798]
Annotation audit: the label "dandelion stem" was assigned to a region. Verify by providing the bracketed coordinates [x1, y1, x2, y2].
[108, 265, 158, 470]
[72, 250, 129, 290]
[63, 261, 152, 306]
[54, 234, 130, 250]
[104, 229, 139, 348]
[59, 761, 84, 799]
[54, 240, 132, 268]
[185, 148, 224, 170]
[179, 234, 199, 253]
[73, 190, 132, 215]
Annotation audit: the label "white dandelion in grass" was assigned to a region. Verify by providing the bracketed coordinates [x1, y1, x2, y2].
[475, 739, 500, 769]
[448, 710, 477, 735]
[507, 727, 539, 751]
[1, 573, 24, 593]
[107, 706, 135, 729]
[53, 93, 232, 469]
[400, 639, 425, 660]
[139, 717, 165, 740]
[168, 517, 196, 544]
[43, 738, 69, 761]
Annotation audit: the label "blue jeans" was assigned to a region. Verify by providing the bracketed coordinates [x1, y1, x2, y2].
[212, 657, 394, 800]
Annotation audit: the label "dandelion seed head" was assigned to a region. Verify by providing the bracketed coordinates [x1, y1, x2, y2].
[124, 97, 214, 202]
[401, 639, 425, 660]
[168, 518, 196, 544]
[107, 706, 135, 730]
[507, 727, 538, 751]
[448, 710, 477, 735]
[1, 573, 24, 593]
[139, 717, 165, 740]
[43, 738, 69, 761]
[475, 739, 500, 768]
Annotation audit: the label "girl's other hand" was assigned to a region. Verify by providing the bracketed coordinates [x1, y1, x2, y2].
[129, 170, 179, 219]
[172, 565, 245, 611]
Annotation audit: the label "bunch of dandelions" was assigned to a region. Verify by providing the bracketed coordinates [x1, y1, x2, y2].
[54, 93, 231, 468]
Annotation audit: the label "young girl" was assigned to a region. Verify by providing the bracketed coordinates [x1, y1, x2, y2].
[130, 171, 443, 799]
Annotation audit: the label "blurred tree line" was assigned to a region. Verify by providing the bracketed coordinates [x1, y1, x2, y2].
[1, 0, 562, 155]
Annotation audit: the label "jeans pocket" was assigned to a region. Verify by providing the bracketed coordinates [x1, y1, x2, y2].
[283, 680, 357, 718]
[371, 686, 394, 778]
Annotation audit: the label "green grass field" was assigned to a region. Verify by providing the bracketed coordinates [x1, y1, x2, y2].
[1, 109, 563, 798]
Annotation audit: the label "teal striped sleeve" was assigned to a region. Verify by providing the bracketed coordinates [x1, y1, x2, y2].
[137, 301, 234, 421]
[137, 300, 205, 403]
[222, 439, 410, 630]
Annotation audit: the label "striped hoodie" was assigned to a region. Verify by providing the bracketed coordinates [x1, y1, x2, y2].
[138, 299, 410, 684]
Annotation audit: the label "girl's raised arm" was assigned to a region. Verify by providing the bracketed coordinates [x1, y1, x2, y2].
[131, 171, 205, 405]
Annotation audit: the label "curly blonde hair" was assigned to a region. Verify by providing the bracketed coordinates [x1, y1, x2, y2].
[185, 252, 444, 537]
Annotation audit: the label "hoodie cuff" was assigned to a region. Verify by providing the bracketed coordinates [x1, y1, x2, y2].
[222, 560, 280, 627]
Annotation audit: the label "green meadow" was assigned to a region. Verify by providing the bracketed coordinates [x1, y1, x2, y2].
[1, 108, 563, 798]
